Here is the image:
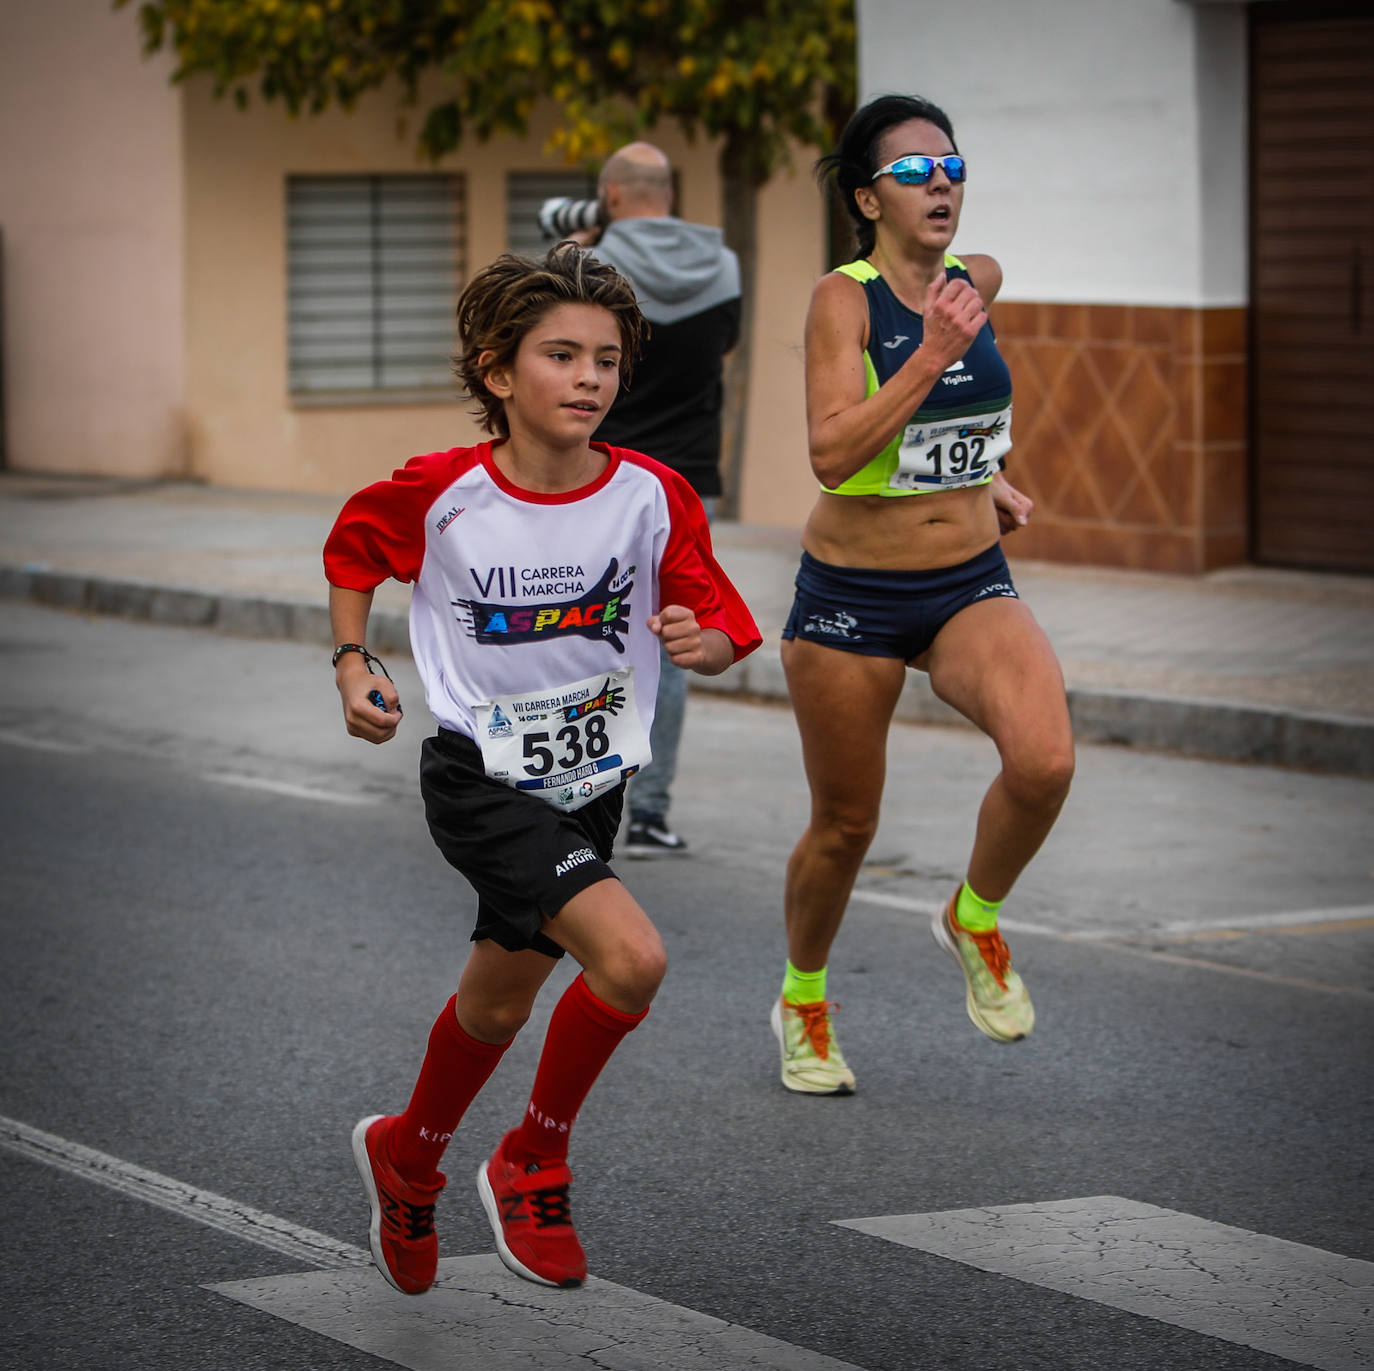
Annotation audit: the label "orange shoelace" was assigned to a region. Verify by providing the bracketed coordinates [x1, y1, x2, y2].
[965, 926, 1012, 989]
[790, 1000, 840, 1060]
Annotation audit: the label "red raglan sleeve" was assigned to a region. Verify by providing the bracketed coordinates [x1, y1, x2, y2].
[629, 453, 762, 664]
[323, 449, 466, 591]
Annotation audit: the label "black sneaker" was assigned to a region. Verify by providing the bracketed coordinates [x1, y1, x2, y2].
[624, 817, 689, 858]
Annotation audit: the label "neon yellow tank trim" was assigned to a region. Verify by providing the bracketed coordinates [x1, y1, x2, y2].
[827, 255, 978, 498]
[834, 254, 962, 286]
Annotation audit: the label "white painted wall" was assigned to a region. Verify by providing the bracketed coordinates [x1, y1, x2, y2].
[1193, 2, 1248, 308]
[857, 0, 1247, 306]
[0, 0, 188, 475]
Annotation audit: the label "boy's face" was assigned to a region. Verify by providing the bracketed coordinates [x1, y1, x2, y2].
[484, 303, 623, 450]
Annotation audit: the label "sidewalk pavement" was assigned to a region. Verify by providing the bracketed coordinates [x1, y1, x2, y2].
[2, 472, 1372, 778]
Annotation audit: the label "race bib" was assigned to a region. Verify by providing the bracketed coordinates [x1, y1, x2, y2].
[473, 668, 650, 813]
[891, 405, 1013, 492]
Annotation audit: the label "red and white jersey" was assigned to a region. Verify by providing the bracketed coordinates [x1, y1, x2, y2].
[323, 441, 761, 743]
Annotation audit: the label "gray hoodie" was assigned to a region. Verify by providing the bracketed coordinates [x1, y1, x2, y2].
[591, 217, 741, 326]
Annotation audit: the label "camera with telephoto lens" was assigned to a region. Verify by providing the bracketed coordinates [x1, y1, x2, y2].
[538, 196, 604, 239]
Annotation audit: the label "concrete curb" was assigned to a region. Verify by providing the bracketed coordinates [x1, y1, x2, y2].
[0, 565, 413, 658]
[5, 563, 1371, 779]
[1062, 687, 1374, 777]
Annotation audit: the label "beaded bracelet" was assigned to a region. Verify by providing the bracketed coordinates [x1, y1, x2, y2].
[331, 643, 392, 680]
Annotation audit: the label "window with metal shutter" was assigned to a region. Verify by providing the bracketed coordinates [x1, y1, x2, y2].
[507, 170, 597, 259]
[287, 174, 465, 396]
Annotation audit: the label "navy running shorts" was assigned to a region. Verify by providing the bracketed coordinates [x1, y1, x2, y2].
[420, 728, 625, 960]
[780, 542, 1019, 661]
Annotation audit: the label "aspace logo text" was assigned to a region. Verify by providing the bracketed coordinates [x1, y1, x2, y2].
[456, 558, 634, 652]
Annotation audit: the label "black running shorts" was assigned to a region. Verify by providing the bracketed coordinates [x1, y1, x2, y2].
[780, 542, 1019, 661]
[420, 728, 625, 960]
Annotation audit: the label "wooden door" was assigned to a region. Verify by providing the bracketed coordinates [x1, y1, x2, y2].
[1251, 4, 1374, 572]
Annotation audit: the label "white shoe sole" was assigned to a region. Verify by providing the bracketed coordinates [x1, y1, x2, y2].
[351, 1113, 413, 1295]
[930, 907, 1032, 1043]
[476, 1159, 572, 1288]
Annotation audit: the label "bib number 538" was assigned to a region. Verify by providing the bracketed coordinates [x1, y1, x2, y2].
[522, 714, 611, 776]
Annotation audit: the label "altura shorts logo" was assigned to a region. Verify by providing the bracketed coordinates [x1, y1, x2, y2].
[457, 559, 634, 653]
[554, 847, 597, 877]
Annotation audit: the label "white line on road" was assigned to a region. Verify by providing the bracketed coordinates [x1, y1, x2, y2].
[202, 771, 381, 805]
[846, 889, 945, 917]
[849, 887, 1374, 950]
[0, 729, 89, 754]
[1148, 903, 1374, 936]
[836, 1196, 1373, 1371]
[846, 888, 1099, 937]
[1, 1114, 863, 1371]
[1098, 939, 1374, 998]
[0, 1114, 368, 1271]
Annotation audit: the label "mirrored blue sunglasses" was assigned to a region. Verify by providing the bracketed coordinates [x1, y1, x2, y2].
[871, 153, 967, 185]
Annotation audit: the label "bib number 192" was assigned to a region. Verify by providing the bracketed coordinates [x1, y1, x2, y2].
[921, 437, 987, 480]
[894, 406, 1012, 491]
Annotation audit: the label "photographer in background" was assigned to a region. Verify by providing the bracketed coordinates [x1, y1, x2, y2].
[540, 142, 741, 858]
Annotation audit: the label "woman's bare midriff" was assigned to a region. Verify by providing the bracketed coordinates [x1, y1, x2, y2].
[801, 484, 1001, 570]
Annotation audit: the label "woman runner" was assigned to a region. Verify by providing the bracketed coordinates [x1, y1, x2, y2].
[772, 94, 1075, 1095]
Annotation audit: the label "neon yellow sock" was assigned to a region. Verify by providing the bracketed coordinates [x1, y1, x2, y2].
[956, 881, 1003, 933]
[782, 960, 827, 1004]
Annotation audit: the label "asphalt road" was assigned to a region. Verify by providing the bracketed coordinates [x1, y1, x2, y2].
[2, 602, 1371, 1371]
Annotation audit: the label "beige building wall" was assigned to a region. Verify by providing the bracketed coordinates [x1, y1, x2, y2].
[182, 73, 481, 496]
[0, 0, 187, 477]
[182, 76, 822, 522]
[737, 154, 824, 530]
[1, 4, 824, 525]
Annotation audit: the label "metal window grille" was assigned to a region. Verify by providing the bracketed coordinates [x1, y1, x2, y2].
[287, 174, 464, 395]
[506, 170, 597, 259]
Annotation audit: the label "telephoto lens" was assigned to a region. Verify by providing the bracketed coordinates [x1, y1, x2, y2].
[538, 196, 602, 239]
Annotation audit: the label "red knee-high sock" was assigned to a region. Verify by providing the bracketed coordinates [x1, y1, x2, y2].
[508, 972, 647, 1166]
[387, 994, 511, 1182]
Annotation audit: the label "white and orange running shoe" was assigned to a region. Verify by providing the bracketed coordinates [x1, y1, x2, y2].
[770, 997, 856, 1095]
[931, 889, 1035, 1042]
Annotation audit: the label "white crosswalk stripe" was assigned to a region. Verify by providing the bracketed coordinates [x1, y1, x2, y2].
[837, 1196, 1373, 1371]
[1, 1114, 861, 1371]
[212, 1260, 863, 1371]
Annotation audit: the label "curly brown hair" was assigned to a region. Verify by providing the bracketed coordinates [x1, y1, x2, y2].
[454, 241, 646, 437]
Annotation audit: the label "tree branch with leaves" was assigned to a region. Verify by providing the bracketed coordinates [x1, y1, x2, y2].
[118, 0, 855, 509]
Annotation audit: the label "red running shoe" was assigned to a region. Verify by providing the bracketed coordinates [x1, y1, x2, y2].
[477, 1130, 586, 1288]
[351, 1114, 445, 1295]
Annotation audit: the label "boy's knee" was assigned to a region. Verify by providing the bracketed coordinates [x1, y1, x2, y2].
[599, 939, 667, 1009]
[462, 997, 534, 1044]
[623, 939, 668, 1000]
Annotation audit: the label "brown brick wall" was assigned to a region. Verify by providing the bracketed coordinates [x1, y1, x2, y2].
[991, 301, 1249, 572]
